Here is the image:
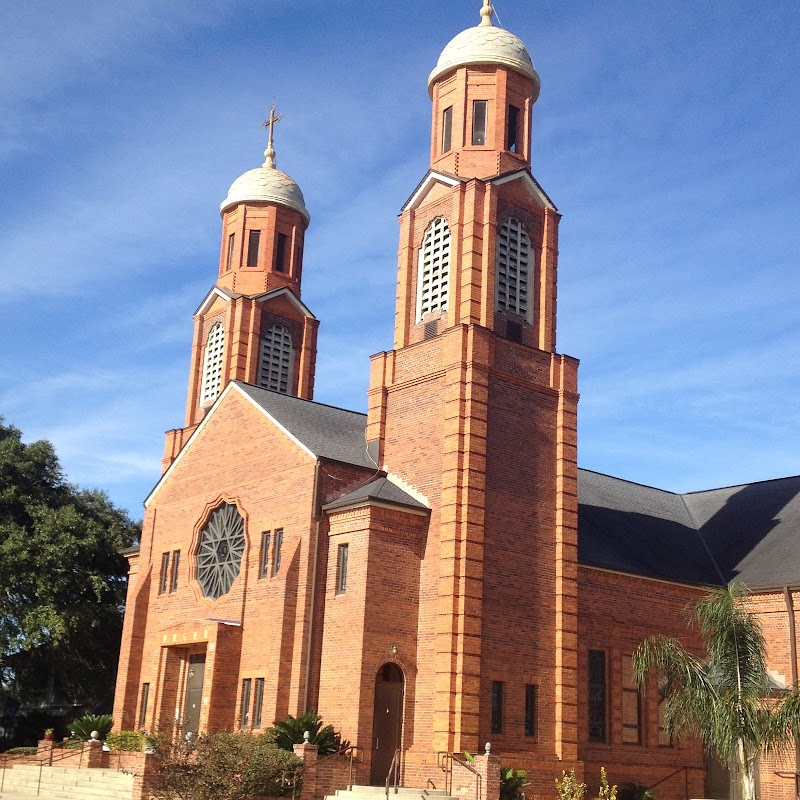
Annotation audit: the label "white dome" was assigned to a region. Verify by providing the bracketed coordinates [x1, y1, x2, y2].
[220, 163, 310, 224]
[428, 18, 540, 98]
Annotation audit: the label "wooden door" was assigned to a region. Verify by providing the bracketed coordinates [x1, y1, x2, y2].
[370, 664, 404, 785]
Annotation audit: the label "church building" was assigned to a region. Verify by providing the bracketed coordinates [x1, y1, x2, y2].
[113, 5, 800, 800]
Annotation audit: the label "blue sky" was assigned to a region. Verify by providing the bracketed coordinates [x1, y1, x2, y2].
[1, 0, 799, 520]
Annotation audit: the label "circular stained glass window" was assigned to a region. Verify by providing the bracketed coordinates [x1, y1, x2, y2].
[196, 503, 246, 600]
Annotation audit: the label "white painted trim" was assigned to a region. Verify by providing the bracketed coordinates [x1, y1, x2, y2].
[253, 286, 317, 320]
[403, 171, 461, 212]
[383, 471, 430, 507]
[492, 170, 557, 211]
[194, 286, 235, 316]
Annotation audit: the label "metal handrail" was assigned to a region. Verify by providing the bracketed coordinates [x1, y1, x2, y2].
[437, 751, 481, 800]
[385, 748, 401, 800]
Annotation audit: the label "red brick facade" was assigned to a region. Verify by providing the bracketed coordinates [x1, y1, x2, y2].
[113, 10, 799, 800]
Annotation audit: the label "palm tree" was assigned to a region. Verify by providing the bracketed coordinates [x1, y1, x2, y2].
[634, 582, 800, 800]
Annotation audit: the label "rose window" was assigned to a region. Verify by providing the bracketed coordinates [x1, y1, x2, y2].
[195, 503, 245, 600]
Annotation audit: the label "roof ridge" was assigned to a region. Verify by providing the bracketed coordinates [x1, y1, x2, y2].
[578, 467, 681, 495]
[681, 473, 800, 497]
[234, 381, 367, 418]
[678, 492, 728, 587]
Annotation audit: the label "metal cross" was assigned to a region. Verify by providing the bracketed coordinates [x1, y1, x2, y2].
[262, 104, 283, 150]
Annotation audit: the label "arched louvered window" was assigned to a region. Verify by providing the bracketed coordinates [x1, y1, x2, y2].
[258, 324, 293, 394]
[200, 321, 224, 406]
[416, 217, 451, 321]
[496, 218, 532, 321]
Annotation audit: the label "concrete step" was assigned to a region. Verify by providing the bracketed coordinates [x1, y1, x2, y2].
[0, 765, 134, 800]
[331, 788, 457, 800]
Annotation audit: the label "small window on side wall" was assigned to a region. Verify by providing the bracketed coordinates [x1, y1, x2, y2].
[226, 233, 235, 271]
[275, 233, 288, 273]
[259, 532, 271, 579]
[138, 683, 150, 729]
[442, 106, 453, 153]
[491, 680, 503, 733]
[240, 679, 252, 729]
[252, 678, 265, 728]
[472, 100, 488, 146]
[159, 552, 170, 595]
[169, 550, 180, 593]
[247, 230, 261, 267]
[525, 683, 537, 737]
[272, 528, 283, 576]
[588, 649, 607, 743]
[507, 105, 520, 153]
[336, 543, 349, 595]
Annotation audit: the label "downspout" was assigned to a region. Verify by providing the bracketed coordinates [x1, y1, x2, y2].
[783, 586, 799, 800]
[303, 460, 323, 712]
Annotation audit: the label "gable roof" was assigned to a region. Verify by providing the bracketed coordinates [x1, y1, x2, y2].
[235, 383, 374, 468]
[322, 476, 429, 514]
[578, 469, 800, 589]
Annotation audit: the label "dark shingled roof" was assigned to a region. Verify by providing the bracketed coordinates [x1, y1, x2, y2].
[578, 469, 800, 589]
[323, 476, 429, 512]
[235, 382, 375, 469]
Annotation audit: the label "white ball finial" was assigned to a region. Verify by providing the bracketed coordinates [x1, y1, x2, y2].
[303, 730, 311, 744]
[479, 1, 494, 26]
[484, 741, 491, 754]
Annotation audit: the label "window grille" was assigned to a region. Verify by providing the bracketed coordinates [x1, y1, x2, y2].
[272, 528, 283, 576]
[496, 218, 532, 321]
[260, 531, 271, 579]
[200, 322, 225, 406]
[196, 503, 246, 601]
[240, 679, 252, 728]
[258, 325, 293, 395]
[416, 217, 451, 321]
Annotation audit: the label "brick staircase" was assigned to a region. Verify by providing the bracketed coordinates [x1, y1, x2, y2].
[0, 764, 134, 799]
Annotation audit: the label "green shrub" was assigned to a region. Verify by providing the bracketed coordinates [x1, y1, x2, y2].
[106, 730, 146, 752]
[270, 711, 349, 756]
[500, 767, 530, 800]
[597, 768, 617, 800]
[5, 746, 38, 755]
[150, 731, 302, 800]
[68, 714, 113, 741]
[617, 785, 655, 800]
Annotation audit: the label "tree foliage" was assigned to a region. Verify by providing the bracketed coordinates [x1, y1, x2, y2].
[0, 419, 140, 718]
[634, 582, 800, 800]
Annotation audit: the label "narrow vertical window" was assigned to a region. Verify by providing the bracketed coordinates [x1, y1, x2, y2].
[258, 325, 293, 395]
[169, 550, 180, 593]
[588, 650, 607, 743]
[442, 106, 453, 153]
[275, 233, 288, 272]
[240, 678, 252, 728]
[272, 528, 283, 576]
[200, 321, 225, 406]
[416, 217, 451, 321]
[472, 100, 487, 146]
[138, 683, 150, 729]
[491, 680, 503, 733]
[336, 543, 349, 595]
[507, 105, 520, 152]
[658, 675, 672, 745]
[622, 654, 641, 744]
[496, 218, 532, 321]
[159, 552, 170, 595]
[525, 684, 537, 737]
[247, 230, 261, 267]
[253, 678, 265, 728]
[260, 531, 271, 579]
[226, 233, 235, 271]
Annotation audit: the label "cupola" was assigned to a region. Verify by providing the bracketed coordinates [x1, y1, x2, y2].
[427, 2, 540, 177]
[216, 107, 309, 296]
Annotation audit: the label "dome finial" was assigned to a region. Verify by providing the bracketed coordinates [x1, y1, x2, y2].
[261, 103, 283, 169]
[479, 0, 494, 26]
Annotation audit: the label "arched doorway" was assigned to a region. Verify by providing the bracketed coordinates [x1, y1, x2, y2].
[370, 663, 404, 785]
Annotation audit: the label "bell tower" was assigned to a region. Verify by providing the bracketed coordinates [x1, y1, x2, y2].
[163, 109, 319, 468]
[366, 1, 580, 769]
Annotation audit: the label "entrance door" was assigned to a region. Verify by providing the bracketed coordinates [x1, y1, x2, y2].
[370, 663, 404, 785]
[182, 653, 206, 737]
